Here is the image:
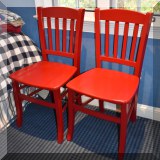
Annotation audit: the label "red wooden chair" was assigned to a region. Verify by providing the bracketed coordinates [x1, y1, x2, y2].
[9, 7, 85, 144]
[66, 9, 152, 158]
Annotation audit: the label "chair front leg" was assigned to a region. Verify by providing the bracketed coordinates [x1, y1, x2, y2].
[118, 104, 128, 160]
[12, 80, 23, 127]
[67, 89, 76, 141]
[54, 89, 64, 144]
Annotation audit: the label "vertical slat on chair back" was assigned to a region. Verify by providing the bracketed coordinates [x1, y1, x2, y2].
[95, 8, 152, 77]
[37, 7, 85, 73]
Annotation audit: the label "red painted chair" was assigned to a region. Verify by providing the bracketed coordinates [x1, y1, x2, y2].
[9, 7, 85, 144]
[66, 9, 152, 158]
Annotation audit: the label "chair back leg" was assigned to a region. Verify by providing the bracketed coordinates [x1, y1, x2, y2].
[130, 93, 138, 122]
[99, 100, 104, 112]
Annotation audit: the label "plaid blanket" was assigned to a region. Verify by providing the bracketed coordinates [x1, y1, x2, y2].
[0, 32, 41, 101]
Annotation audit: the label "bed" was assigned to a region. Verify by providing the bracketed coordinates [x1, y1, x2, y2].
[0, 32, 41, 129]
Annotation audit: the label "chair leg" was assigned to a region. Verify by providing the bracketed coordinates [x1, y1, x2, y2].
[130, 94, 138, 123]
[67, 89, 75, 141]
[76, 93, 82, 105]
[118, 104, 127, 160]
[12, 80, 23, 127]
[116, 112, 121, 142]
[99, 100, 104, 112]
[54, 89, 64, 144]
[49, 90, 54, 102]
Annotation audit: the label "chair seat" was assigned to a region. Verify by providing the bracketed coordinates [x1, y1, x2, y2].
[67, 68, 139, 104]
[10, 61, 77, 90]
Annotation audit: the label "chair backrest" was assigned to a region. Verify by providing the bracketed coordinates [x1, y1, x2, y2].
[37, 7, 85, 74]
[95, 8, 152, 77]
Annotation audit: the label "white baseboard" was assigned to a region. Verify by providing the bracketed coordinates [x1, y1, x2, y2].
[82, 96, 160, 122]
[138, 104, 160, 122]
[20, 90, 160, 122]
